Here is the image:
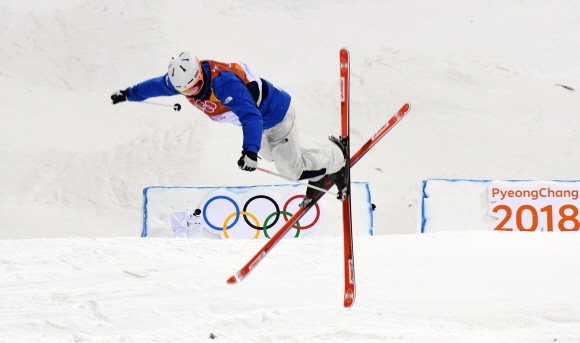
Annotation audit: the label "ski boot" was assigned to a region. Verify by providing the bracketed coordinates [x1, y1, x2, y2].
[299, 135, 349, 208]
[327, 135, 349, 201]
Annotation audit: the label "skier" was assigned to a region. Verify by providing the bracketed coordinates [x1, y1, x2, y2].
[187, 208, 204, 238]
[110, 52, 346, 204]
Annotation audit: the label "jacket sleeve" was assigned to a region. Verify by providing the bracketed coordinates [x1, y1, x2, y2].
[212, 72, 263, 154]
[126, 74, 180, 101]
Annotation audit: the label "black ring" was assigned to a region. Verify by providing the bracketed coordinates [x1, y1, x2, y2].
[243, 195, 280, 230]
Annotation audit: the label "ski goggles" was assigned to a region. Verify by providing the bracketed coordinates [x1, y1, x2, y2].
[179, 76, 204, 96]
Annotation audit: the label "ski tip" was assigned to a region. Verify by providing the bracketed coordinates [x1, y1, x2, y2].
[226, 275, 239, 284]
[344, 290, 356, 309]
[343, 299, 355, 309]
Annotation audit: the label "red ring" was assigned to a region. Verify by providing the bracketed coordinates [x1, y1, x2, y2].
[283, 195, 320, 230]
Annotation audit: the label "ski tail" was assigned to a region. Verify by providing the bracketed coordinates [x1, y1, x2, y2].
[226, 183, 328, 284]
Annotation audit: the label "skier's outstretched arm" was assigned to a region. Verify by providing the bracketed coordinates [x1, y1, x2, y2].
[111, 74, 180, 104]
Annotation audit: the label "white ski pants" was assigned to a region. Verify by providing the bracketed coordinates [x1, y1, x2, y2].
[259, 104, 345, 181]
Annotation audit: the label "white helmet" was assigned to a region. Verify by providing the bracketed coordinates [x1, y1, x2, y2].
[167, 52, 204, 94]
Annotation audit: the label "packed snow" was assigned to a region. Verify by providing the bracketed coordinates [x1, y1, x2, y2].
[1, 0, 579, 342]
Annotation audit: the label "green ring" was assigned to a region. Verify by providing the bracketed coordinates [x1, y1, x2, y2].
[263, 211, 300, 239]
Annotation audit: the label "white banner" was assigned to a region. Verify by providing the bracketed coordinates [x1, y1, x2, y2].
[420, 179, 580, 233]
[142, 182, 374, 239]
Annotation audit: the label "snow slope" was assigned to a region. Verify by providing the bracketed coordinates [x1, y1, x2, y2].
[1, 233, 580, 342]
[1, 0, 580, 341]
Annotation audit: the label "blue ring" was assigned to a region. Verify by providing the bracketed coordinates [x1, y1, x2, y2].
[203, 196, 240, 231]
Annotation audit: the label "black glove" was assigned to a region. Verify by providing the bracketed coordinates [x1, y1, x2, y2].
[111, 89, 128, 104]
[237, 151, 258, 172]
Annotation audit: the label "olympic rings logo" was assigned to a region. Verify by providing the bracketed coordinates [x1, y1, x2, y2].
[189, 99, 218, 113]
[200, 190, 324, 240]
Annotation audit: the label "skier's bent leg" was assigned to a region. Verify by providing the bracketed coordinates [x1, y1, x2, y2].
[266, 112, 344, 181]
[263, 104, 346, 204]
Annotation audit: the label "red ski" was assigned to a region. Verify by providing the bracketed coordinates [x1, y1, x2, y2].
[226, 102, 410, 285]
[339, 48, 355, 308]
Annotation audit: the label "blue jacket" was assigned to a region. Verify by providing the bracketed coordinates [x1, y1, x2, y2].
[125, 61, 291, 154]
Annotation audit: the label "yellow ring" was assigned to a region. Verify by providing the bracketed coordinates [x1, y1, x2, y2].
[223, 211, 261, 239]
